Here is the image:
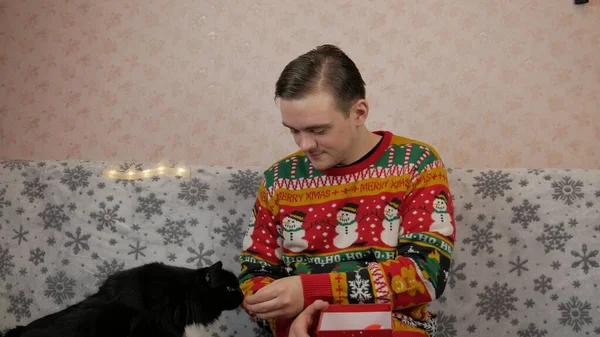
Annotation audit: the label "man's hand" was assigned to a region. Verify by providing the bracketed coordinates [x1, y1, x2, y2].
[289, 300, 329, 337]
[245, 276, 305, 319]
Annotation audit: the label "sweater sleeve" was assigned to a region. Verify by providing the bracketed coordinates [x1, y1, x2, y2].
[298, 155, 456, 314]
[238, 176, 292, 337]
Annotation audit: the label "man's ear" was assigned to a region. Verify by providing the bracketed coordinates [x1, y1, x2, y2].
[351, 98, 369, 126]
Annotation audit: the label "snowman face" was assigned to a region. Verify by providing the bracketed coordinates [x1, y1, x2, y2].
[337, 210, 356, 223]
[283, 216, 303, 230]
[433, 198, 447, 212]
[384, 204, 398, 218]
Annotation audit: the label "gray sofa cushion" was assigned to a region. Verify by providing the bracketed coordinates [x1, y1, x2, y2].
[0, 160, 598, 336]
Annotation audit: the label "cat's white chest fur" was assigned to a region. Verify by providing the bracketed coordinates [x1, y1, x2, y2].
[185, 324, 208, 337]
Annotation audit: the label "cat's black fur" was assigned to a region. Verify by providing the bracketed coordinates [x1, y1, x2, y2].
[1, 261, 243, 337]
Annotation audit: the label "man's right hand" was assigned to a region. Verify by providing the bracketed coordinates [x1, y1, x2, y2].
[245, 275, 305, 319]
[289, 300, 329, 337]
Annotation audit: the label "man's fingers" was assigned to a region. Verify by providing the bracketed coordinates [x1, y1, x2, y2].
[290, 325, 310, 337]
[295, 300, 328, 328]
[254, 308, 286, 320]
[246, 297, 279, 314]
[245, 286, 277, 305]
[289, 300, 329, 337]
[311, 300, 329, 311]
[303, 299, 329, 317]
[289, 316, 311, 337]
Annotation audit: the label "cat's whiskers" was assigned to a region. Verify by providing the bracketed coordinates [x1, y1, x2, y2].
[185, 291, 197, 325]
[172, 303, 181, 328]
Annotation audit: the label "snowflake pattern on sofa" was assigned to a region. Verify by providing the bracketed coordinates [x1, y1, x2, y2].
[228, 169, 262, 199]
[0, 188, 11, 217]
[511, 199, 540, 229]
[475, 282, 518, 322]
[557, 297, 593, 332]
[551, 176, 584, 206]
[0, 160, 599, 337]
[473, 170, 512, 200]
[44, 271, 76, 305]
[536, 222, 573, 253]
[21, 178, 47, 203]
[178, 178, 210, 206]
[7, 291, 33, 322]
[435, 311, 457, 337]
[0, 245, 15, 281]
[158, 219, 192, 246]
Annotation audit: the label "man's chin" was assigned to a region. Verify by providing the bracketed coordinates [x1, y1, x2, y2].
[308, 158, 332, 171]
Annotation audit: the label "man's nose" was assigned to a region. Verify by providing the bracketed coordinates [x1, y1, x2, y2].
[299, 134, 317, 152]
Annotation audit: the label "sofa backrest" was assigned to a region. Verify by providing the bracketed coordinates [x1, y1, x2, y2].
[0, 159, 598, 336]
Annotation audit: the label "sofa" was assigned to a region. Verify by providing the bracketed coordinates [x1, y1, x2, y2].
[0, 159, 598, 336]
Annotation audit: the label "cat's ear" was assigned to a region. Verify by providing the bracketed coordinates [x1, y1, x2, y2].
[202, 261, 223, 287]
[210, 261, 223, 271]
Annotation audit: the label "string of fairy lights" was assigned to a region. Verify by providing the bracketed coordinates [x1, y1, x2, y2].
[102, 160, 191, 180]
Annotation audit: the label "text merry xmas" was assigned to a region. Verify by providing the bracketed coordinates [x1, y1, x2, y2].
[277, 180, 411, 203]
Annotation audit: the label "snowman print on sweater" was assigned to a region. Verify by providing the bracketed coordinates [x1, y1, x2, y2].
[333, 203, 360, 249]
[242, 205, 257, 251]
[380, 198, 403, 247]
[282, 210, 309, 252]
[429, 191, 453, 236]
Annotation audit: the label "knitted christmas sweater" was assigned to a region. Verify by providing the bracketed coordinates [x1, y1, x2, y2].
[238, 131, 456, 337]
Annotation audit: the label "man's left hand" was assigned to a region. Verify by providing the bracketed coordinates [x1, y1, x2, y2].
[289, 300, 329, 337]
[245, 276, 304, 319]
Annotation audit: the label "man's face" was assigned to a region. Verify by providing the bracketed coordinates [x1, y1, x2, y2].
[279, 91, 360, 171]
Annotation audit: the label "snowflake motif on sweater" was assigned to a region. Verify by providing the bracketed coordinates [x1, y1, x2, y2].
[349, 270, 372, 303]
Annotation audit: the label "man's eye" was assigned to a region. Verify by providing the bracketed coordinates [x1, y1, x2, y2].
[312, 129, 326, 135]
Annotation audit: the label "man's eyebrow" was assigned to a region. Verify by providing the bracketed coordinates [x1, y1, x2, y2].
[282, 122, 331, 130]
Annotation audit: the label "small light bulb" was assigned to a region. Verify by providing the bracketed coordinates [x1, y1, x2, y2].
[156, 159, 169, 173]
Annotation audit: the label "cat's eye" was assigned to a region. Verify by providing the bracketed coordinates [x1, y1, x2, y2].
[226, 286, 234, 292]
[205, 274, 210, 283]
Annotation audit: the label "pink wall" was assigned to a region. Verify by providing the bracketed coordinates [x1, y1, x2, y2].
[1, 1, 599, 168]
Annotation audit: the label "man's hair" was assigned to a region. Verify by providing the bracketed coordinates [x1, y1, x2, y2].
[274, 44, 366, 116]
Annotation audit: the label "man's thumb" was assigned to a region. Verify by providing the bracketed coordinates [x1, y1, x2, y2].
[308, 300, 329, 314]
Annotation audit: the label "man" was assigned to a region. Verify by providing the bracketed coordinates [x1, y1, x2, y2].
[238, 44, 456, 337]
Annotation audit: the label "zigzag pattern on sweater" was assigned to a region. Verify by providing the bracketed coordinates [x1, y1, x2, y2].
[266, 161, 443, 197]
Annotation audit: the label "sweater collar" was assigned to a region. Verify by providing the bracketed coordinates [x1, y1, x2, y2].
[320, 130, 392, 177]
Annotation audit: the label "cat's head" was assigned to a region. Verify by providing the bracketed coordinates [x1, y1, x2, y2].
[197, 261, 244, 311]
[141, 261, 243, 330]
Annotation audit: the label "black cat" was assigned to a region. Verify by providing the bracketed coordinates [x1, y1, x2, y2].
[1, 261, 243, 337]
